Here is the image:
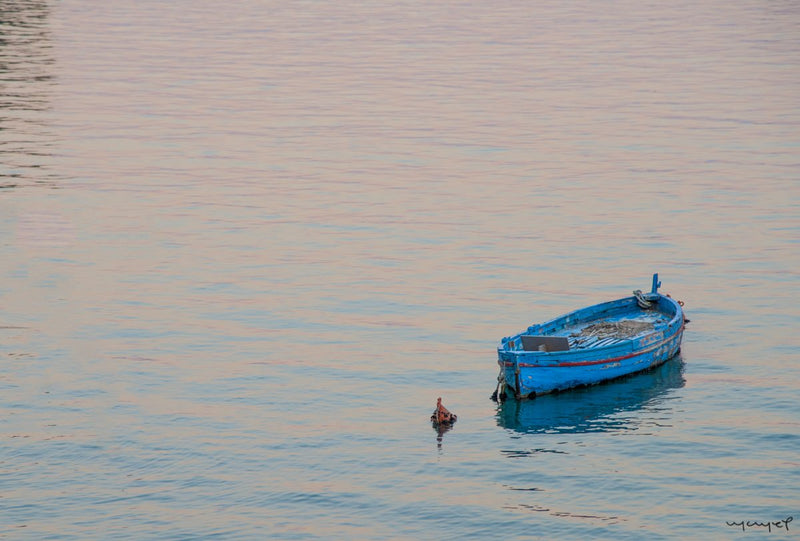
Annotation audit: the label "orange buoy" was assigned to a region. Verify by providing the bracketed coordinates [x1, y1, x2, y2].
[431, 397, 457, 426]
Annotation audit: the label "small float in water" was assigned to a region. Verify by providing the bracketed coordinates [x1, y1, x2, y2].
[431, 397, 457, 427]
[493, 274, 686, 400]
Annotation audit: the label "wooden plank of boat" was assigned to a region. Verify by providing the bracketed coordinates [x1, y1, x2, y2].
[493, 273, 686, 400]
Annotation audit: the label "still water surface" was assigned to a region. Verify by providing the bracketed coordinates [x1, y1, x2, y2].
[1, 1, 799, 539]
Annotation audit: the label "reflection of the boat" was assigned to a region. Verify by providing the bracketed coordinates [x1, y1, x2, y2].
[496, 355, 685, 434]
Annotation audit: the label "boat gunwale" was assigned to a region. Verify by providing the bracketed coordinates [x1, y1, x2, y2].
[497, 293, 684, 362]
[503, 319, 685, 368]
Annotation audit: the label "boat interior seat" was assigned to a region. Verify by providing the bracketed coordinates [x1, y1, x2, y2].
[521, 335, 571, 352]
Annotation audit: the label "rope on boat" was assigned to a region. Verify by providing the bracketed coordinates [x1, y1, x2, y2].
[574, 320, 655, 340]
[633, 289, 653, 309]
[491, 368, 507, 402]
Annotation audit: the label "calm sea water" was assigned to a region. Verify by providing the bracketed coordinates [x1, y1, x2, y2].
[1, 1, 798, 539]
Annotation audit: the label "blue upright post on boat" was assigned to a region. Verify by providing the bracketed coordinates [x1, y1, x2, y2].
[651, 273, 661, 295]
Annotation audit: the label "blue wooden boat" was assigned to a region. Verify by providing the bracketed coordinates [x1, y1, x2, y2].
[494, 274, 686, 400]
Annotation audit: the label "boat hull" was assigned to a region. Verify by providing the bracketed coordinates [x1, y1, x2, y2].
[496, 277, 685, 399]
